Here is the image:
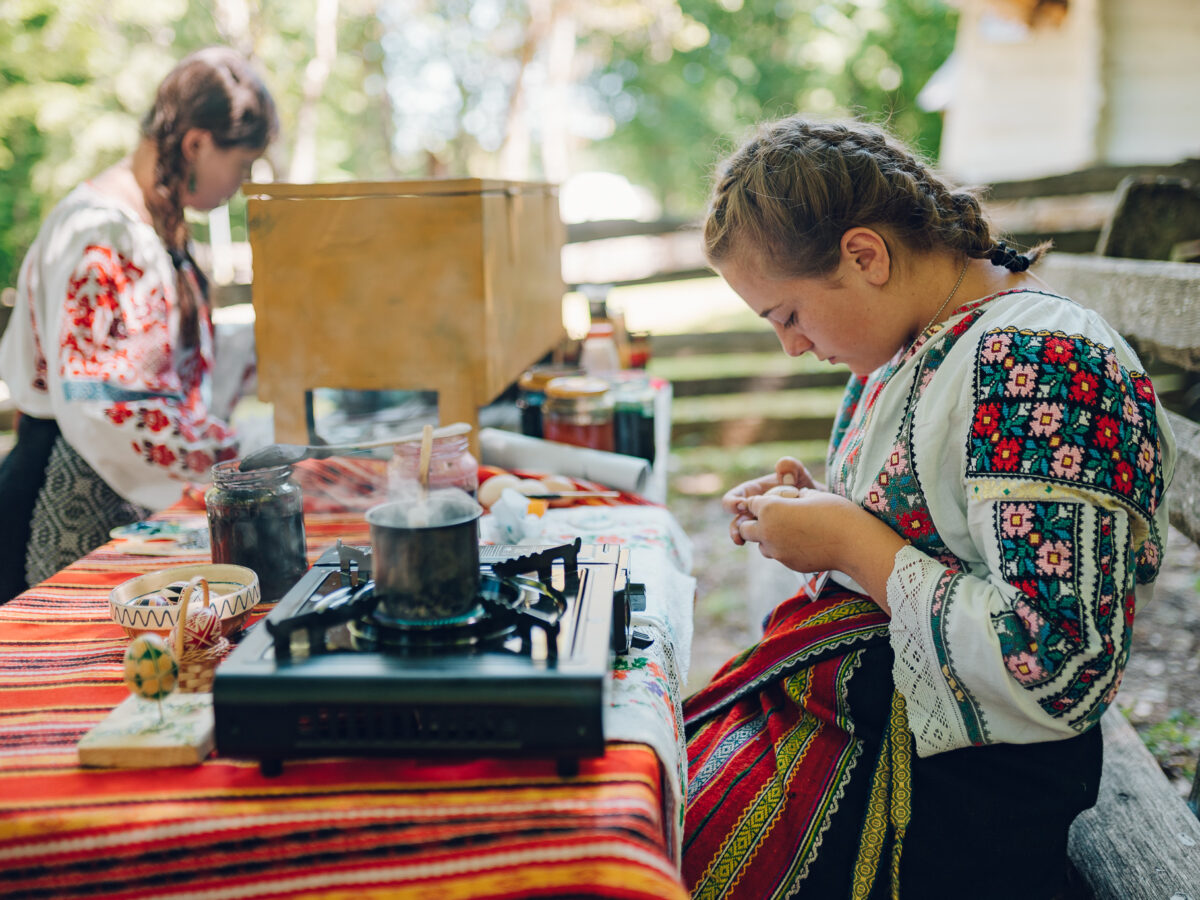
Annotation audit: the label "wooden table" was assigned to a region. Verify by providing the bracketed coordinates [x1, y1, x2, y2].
[0, 459, 689, 900]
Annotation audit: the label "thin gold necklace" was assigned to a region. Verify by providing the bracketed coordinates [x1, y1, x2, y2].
[908, 257, 969, 357]
[838, 256, 972, 493]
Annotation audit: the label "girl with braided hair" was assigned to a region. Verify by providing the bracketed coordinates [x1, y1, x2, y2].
[0, 48, 278, 602]
[683, 116, 1175, 898]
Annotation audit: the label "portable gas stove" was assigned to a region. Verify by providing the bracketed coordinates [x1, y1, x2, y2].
[213, 539, 647, 775]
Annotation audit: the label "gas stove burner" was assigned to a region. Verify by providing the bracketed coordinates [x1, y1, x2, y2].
[349, 576, 525, 653]
[349, 604, 517, 652]
[213, 541, 647, 776]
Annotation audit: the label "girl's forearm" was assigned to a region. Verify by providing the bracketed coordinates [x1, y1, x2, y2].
[834, 510, 907, 615]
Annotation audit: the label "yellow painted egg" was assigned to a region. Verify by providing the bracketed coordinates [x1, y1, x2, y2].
[122, 633, 178, 700]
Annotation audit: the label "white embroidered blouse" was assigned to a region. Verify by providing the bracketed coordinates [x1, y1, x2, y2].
[0, 183, 237, 510]
[827, 288, 1176, 758]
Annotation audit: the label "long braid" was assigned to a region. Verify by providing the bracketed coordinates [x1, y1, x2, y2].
[144, 120, 197, 346]
[705, 117, 1047, 277]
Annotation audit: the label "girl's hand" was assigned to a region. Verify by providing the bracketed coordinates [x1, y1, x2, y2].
[722, 457, 820, 546]
[737, 488, 908, 611]
[737, 488, 858, 572]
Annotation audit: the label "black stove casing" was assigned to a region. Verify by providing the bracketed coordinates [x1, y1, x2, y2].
[213, 543, 631, 774]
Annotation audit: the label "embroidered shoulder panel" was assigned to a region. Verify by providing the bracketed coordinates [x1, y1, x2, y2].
[58, 244, 233, 480]
[967, 328, 1165, 523]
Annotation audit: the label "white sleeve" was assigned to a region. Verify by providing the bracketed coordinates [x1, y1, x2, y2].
[47, 243, 237, 510]
[887, 324, 1173, 758]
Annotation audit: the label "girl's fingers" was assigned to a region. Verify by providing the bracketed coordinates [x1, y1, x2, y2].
[735, 514, 760, 544]
[729, 514, 746, 545]
[775, 456, 815, 490]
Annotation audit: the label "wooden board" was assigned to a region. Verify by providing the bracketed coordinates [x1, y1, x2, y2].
[244, 179, 566, 454]
[1067, 709, 1200, 900]
[1039, 253, 1200, 371]
[77, 693, 215, 768]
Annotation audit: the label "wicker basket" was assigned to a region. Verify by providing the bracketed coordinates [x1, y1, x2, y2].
[171, 576, 231, 693]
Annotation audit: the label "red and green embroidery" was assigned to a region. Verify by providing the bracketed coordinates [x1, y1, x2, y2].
[992, 500, 1128, 727]
[968, 327, 1164, 522]
[858, 305, 993, 566]
[59, 244, 235, 480]
[993, 500, 1084, 686]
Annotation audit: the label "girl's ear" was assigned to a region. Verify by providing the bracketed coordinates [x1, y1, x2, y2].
[180, 128, 211, 163]
[840, 227, 891, 286]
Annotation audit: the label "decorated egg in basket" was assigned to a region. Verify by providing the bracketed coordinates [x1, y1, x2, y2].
[109, 564, 261, 638]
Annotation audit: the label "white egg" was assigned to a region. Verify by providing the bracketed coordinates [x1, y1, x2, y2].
[478, 474, 522, 509]
[766, 484, 802, 498]
[515, 479, 549, 496]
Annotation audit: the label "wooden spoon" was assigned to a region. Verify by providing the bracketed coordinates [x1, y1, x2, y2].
[417, 424, 434, 498]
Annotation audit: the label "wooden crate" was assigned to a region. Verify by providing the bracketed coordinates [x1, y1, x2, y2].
[244, 179, 566, 452]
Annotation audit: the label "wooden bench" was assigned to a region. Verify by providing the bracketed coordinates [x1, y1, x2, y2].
[1038, 252, 1200, 899]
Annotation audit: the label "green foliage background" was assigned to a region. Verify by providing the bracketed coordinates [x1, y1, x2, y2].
[0, 0, 957, 292]
[581, 0, 957, 212]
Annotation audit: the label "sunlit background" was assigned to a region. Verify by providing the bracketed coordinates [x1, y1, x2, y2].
[0, 0, 960, 296]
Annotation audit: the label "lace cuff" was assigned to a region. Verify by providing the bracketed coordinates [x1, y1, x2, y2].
[887, 544, 973, 757]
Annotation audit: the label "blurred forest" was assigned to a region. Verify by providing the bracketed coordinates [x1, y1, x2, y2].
[0, 0, 957, 291]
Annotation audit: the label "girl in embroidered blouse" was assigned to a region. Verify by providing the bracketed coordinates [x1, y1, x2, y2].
[682, 116, 1175, 900]
[0, 48, 278, 602]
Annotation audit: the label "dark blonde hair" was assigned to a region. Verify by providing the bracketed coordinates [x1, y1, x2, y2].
[140, 46, 279, 256]
[704, 116, 1045, 278]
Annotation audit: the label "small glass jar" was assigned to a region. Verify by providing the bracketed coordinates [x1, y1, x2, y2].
[206, 460, 308, 601]
[516, 365, 581, 438]
[542, 376, 615, 451]
[389, 425, 479, 497]
[613, 379, 657, 464]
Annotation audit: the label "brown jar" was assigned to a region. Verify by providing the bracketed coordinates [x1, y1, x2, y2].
[542, 376, 615, 452]
[517, 365, 582, 438]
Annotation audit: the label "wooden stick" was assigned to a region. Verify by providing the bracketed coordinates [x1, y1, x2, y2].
[418, 424, 434, 496]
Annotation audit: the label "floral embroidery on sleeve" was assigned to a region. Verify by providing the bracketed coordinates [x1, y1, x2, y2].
[991, 500, 1129, 728]
[967, 328, 1165, 523]
[962, 327, 1163, 730]
[57, 244, 235, 481]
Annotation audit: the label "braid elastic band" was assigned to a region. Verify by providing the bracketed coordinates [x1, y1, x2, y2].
[989, 240, 1031, 272]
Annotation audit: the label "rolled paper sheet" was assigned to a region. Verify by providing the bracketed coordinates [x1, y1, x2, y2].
[478, 428, 650, 496]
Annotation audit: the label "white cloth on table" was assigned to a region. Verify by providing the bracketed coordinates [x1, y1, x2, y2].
[480, 503, 696, 861]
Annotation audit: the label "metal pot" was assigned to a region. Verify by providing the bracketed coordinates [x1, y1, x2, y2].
[365, 493, 483, 622]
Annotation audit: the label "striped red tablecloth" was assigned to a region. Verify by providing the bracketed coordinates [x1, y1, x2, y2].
[0, 459, 687, 899]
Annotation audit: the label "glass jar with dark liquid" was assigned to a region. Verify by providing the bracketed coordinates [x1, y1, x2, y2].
[205, 460, 308, 601]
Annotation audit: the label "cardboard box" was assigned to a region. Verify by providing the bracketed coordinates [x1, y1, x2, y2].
[244, 179, 566, 452]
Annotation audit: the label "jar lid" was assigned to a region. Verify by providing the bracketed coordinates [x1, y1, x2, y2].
[519, 365, 581, 391]
[544, 375, 611, 399]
